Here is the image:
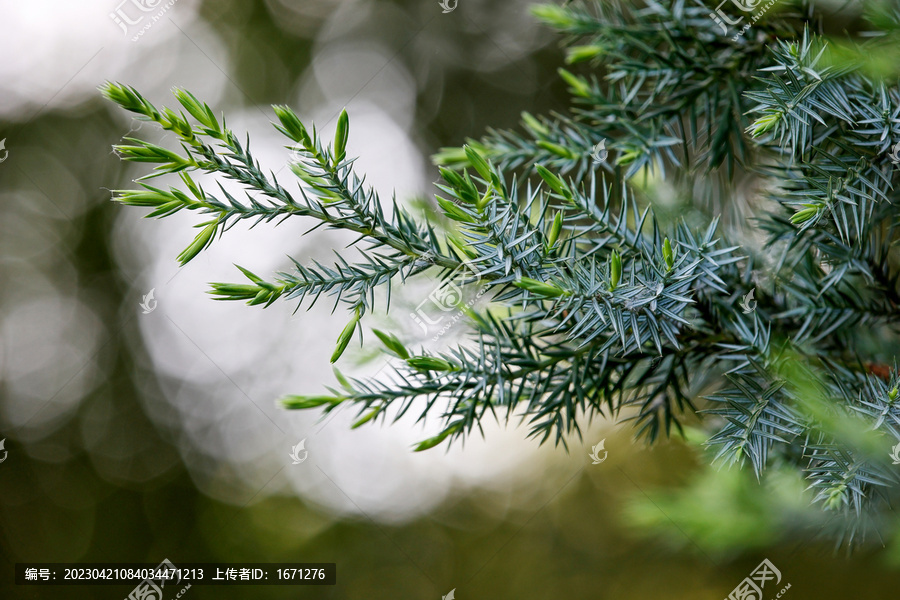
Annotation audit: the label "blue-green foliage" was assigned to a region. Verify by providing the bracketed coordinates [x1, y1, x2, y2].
[104, 0, 900, 547]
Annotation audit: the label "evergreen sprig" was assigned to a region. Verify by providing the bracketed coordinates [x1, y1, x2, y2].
[105, 0, 900, 547]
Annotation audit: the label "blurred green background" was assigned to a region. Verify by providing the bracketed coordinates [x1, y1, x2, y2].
[1, 0, 900, 598]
